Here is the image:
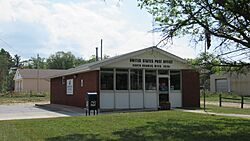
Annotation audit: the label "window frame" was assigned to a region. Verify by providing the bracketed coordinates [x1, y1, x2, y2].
[130, 69, 143, 90]
[116, 69, 129, 90]
[170, 70, 181, 92]
[145, 70, 157, 91]
[100, 68, 114, 90]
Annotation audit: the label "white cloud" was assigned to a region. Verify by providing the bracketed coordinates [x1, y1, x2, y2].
[0, 0, 198, 59]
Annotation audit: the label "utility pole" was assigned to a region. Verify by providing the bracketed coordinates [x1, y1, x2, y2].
[96, 47, 99, 61]
[152, 15, 155, 47]
[203, 39, 206, 111]
[37, 54, 40, 93]
[101, 39, 103, 60]
[203, 28, 210, 112]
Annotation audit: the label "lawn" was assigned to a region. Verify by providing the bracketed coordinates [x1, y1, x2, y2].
[0, 111, 250, 141]
[200, 92, 250, 115]
[0, 92, 49, 104]
[200, 91, 250, 103]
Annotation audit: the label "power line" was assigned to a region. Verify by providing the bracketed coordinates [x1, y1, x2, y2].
[37, 54, 40, 93]
[0, 37, 21, 54]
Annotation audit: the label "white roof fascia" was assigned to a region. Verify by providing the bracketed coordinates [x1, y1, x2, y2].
[91, 47, 189, 69]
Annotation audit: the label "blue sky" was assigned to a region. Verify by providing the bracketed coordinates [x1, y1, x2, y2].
[0, 0, 201, 60]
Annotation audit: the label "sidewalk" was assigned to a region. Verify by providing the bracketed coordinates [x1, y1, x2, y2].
[178, 109, 250, 119]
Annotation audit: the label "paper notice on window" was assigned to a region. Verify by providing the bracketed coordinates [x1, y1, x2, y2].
[67, 79, 73, 95]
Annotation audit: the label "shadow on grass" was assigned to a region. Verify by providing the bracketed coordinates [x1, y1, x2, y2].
[46, 133, 103, 141]
[45, 118, 250, 141]
[112, 119, 250, 141]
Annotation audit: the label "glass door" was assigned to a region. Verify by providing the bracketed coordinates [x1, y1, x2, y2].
[158, 77, 170, 109]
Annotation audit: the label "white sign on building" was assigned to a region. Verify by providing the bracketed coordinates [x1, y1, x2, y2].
[67, 79, 73, 95]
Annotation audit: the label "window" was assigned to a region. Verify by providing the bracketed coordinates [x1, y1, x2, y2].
[101, 68, 114, 90]
[145, 70, 156, 90]
[116, 69, 128, 90]
[215, 79, 228, 92]
[130, 69, 142, 90]
[170, 71, 180, 90]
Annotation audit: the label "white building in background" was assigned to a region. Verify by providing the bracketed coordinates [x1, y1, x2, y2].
[14, 69, 65, 93]
[210, 72, 250, 96]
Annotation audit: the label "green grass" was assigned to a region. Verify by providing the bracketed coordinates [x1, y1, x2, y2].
[201, 92, 220, 101]
[0, 111, 250, 141]
[200, 91, 250, 103]
[202, 105, 250, 115]
[0, 92, 49, 104]
[200, 92, 250, 115]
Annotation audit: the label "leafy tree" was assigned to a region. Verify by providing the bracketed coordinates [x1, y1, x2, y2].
[0, 49, 13, 69]
[84, 54, 110, 64]
[86, 55, 97, 64]
[188, 53, 223, 72]
[187, 52, 222, 88]
[0, 49, 14, 93]
[12, 54, 23, 69]
[22, 56, 47, 69]
[188, 52, 249, 89]
[47, 51, 78, 69]
[32, 56, 46, 69]
[75, 57, 87, 67]
[138, 0, 250, 63]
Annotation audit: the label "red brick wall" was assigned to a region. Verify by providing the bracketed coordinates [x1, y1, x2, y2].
[182, 70, 200, 107]
[50, 70, 99, 108]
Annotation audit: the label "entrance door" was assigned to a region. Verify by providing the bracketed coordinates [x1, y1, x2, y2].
[158, 77, 169, 109]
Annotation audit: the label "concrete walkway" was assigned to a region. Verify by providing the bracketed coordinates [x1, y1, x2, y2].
[0, 103, 91, 121]
[178, 109, 250, 119]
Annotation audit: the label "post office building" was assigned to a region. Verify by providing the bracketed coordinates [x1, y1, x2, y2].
[50, 47, 200, 110]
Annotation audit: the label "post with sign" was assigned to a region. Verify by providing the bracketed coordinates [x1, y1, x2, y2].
[85, 92, 98, 116]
